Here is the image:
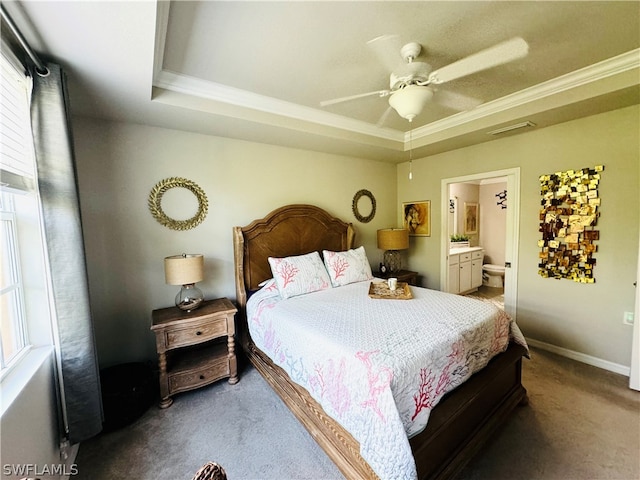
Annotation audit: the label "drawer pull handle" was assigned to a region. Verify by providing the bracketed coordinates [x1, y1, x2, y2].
[199, 375, 205, 380]
[195, 331, 202, 336]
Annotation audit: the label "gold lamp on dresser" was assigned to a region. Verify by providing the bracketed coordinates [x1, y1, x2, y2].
[377, 228, 409, 274]
[164, 253, 204, 311]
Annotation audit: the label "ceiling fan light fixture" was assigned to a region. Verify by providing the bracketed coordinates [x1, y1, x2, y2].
[389, 86, 434, 122]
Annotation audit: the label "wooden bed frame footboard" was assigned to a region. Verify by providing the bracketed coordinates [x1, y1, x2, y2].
[245, 334, 526, 480]
[410, 342, 527, 479]
[233, 205, 528, 480]
[245, 340, 380, 479]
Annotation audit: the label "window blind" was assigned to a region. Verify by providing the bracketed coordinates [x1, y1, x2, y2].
[1, 43, 36, 191]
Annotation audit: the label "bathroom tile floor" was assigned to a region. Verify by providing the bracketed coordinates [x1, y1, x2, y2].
[465, 285, 505, 310]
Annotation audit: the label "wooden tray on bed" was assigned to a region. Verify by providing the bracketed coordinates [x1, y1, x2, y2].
[368, 281, 413, 299]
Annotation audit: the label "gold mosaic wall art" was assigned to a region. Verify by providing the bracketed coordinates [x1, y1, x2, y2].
[538, 166, 604, 283]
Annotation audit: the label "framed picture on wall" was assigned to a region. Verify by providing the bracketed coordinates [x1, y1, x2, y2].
[402, 201, 431, 236]
[464, 202, 478, 234]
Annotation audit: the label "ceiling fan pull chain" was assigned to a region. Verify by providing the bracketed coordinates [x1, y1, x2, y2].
[409, 129, 413, 180]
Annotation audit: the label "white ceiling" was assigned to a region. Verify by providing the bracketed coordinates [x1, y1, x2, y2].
[5, 1, 640, 163]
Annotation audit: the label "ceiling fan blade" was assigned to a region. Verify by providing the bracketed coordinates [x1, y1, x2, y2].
[320, 90, 390, 107]
[428, 37, 529, 85]
[434, 90, 483, 111]
[376, 106, 394, 127]
[367, 34, 404, 72]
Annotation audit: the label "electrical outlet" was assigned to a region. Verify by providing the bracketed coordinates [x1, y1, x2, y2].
[623, 312, 635, 325]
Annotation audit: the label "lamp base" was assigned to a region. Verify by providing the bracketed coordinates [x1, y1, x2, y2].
[383, 250, 402, 274]
[175, 284, 204, 311]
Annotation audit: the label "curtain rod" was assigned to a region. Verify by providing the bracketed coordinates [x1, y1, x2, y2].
[1, 3, 49, 76]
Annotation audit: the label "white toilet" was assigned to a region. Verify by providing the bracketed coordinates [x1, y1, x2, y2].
[482, 264, 505, 288]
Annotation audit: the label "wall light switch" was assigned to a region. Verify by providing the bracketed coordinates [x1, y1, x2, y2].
[623, 312, 635, 325]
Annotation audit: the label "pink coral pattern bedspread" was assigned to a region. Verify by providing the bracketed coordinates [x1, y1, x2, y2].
[247, 280, 527, 480]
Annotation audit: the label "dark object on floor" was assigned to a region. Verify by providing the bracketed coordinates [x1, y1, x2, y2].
[192, 462, 227, 480]
[100, 362, 156, 432]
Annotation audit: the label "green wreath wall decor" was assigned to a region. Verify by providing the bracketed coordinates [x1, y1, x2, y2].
[352, 189, 376, 223]
[148, 177, 208, 231]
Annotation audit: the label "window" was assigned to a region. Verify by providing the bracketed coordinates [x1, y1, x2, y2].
[0, 192, 27, 368]
[0, 42, 52, 377]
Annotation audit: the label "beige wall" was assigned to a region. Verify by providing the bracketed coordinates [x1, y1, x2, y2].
[72, 118, 397, 367]
[479, 181, 508, 265]
[398, 105, 639, 367]
[0, 354, 61, 471]
[449, 182, 479, 246]
[73, 106, 638, 370]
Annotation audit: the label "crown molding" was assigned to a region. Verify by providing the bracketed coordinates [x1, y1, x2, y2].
[151, 1, 399, 142]
[407, 48, 640, 145]
[152, 37, 638, 150]
[153, 70, 403, 143]
[152, 0, 170, 81]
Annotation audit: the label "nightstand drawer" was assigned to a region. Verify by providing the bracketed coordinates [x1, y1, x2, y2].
[165, 317, 228, 348]
[169, 357, 230, 394]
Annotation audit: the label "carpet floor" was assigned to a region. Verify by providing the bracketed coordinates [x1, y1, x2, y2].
[74, 346, 640, 480]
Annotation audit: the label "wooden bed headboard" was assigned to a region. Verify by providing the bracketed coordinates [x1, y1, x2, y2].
[233, 204, 355, 310]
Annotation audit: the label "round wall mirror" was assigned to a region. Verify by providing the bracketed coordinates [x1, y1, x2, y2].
[352, 189, 376, 223]
[148, 177, 208, 230]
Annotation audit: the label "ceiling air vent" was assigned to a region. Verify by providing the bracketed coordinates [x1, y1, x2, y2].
[487, 121, 536, 136]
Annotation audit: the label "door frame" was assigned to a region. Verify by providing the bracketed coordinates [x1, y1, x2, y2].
[440, 167, 521, 320]
[630, 233, 639, 390]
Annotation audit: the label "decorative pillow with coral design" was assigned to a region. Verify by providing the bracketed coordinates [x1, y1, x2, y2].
[268, 251, 331, 299]
[322, 246, 373, 288]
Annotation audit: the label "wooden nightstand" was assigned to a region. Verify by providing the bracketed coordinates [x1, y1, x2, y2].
[151, 298, 238, 408]
[374, 269, 419, 286]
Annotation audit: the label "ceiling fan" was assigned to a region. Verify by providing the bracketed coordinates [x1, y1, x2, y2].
[320, 35, 529, 125]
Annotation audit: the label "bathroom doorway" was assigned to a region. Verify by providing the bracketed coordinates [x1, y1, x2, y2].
[440, 168, 520, 319]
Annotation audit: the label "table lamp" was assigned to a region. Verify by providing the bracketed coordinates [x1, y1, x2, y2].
[164, 253, 204, 311]
[377, 229, 409, 273]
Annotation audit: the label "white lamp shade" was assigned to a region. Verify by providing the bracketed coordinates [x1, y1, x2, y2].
[388, 86, 434, 121]
[164, 254, 204, 285]
[377, 229, 409, 250]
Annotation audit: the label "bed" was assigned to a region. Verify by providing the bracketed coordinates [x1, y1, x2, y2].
[233, 204, 528, 480]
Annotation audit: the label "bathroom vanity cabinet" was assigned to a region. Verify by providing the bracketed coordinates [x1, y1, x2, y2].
[448, 247, 484, 294]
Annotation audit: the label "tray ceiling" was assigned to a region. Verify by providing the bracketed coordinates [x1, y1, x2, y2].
[6, 1, 640, 162]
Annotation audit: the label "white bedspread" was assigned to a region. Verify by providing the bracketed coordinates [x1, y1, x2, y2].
[247, 280, 527, 480]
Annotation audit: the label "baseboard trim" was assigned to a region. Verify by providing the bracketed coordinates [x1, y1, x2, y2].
[525, 337, 630, 377]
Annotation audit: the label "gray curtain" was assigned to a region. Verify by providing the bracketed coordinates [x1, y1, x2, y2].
[30, 63, 102, 443]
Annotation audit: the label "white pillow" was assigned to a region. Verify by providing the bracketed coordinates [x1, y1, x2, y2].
[268, 251, 331, 299]
[322, 246, 373, 287]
